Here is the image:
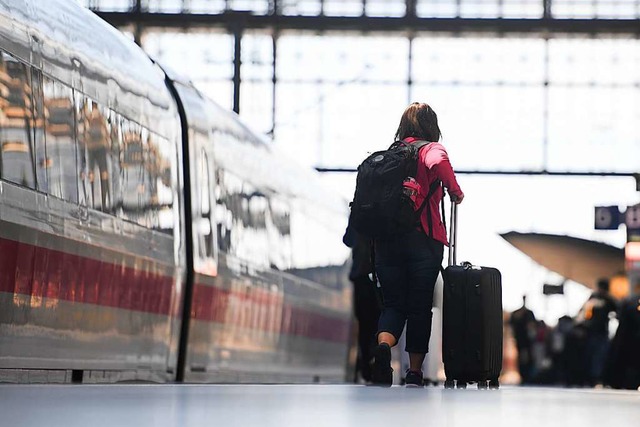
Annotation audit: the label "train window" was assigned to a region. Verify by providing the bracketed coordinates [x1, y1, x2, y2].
[43, 76, 78, 203]
[214, 163, 269, 267]
[148, 133, 176, 234]
[29, 69, 48, 193]
[267, 196, 293, 270]
[107, 110, 123, 214]
[196, 150, 215, 259]
[76, 96, 112, 212]
[120, 118, 149, 227]
[215, 167, 233, 254]
[0, 51, 36, 189]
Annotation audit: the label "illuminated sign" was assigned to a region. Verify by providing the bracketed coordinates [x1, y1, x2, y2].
[609, 275, 630, 300]
[625, 242, 640, 270]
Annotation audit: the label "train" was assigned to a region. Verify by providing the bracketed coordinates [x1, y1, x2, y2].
[0, 0, 353, 383]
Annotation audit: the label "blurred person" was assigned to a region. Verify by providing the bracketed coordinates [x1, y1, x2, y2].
[370, 102, 464, 387]
[531, 320, 553, 384]
[603, 279, 640, 390]
[509, 295, 537, 384]
[548, 315, 573, 385]
[343, 225, 380, 383]
[578, 278, 617, 386]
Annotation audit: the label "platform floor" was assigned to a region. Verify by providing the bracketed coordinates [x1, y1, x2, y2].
[1, 384, 638, 427]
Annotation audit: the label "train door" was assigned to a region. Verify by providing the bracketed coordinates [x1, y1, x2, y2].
[193, 142, 218, 277]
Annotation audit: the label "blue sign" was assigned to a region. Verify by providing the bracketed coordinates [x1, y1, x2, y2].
[626, 204, 640, 242]
[594, 206, 622, 230]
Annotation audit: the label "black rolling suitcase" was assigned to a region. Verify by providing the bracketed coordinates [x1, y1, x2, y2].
[442, 201, 503, 390]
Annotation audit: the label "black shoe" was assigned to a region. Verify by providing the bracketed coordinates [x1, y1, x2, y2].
[405, 370, 424, 388]
[371, 343, 393, 386]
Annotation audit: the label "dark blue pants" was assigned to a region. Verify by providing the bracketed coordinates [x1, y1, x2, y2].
[375, 229, 443, 354]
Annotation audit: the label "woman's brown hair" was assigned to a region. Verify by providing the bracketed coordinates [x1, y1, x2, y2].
[394, 102, 442, 142]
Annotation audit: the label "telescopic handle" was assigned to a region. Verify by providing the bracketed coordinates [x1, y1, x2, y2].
[448, 200, 458, 267]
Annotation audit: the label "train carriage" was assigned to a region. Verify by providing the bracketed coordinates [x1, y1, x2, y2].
[0, 0, 352, 383]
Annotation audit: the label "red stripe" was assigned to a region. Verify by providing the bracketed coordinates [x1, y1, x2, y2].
[0, 236, 350, 343]
[0, 237, 175, 315]
[191, 282, 351, 343]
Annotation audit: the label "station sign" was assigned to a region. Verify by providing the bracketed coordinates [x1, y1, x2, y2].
[594, 206, 622, 230]
[626, 204, 640, 242]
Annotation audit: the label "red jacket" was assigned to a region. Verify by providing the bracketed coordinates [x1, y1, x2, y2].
[405, 137, 463, 246]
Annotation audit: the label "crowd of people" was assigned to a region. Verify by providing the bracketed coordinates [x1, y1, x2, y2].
[509, 279, 640, 390]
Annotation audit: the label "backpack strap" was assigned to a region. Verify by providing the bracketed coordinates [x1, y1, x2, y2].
[412, 140, 430, 151]
[419, 179, 442, 237]
[389, 139, 431, 150]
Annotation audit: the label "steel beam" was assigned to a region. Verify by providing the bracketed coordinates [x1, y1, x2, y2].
[93, 12, 640, 36]
[314, 168, 638, 176]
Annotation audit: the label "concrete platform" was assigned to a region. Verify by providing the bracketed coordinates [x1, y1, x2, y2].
[1, 384, 638, 427]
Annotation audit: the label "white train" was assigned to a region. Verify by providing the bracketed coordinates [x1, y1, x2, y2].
[0, 0, 352, 383]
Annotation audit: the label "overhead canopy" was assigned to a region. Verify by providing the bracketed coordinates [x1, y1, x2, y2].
[500, 232, 624, 290]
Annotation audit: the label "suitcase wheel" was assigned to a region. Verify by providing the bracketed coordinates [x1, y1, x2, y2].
[489, 379, 500, 390]
[444, 379, 455, 389]
[477, 381, 488, 390]
[455, 380, 467, 389]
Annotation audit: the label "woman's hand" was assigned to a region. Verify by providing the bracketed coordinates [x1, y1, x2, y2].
[451, 192, 464, 204]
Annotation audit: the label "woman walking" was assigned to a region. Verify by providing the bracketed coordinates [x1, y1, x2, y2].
[372, 102, 464, 387]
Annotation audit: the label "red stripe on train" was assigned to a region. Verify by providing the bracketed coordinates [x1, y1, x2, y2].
[191, 284, 350, 343]
[0, 238, 175, 315]
[0, 237, 350, 343]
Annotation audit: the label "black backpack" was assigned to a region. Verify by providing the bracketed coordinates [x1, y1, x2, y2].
[349, 140, 441, 239]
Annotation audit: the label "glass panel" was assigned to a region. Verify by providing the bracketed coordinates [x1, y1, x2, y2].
[30, 70, 48, 193]
[215, 165, 233, 254]
[596, 0, 638, 18]
[227, 0, 269, 13]
[146, 132, 172, 232]
[121, 117, 150, 227]
[77, 96, 112, 211]
[553, 0, 639, 19]
[502, 0, 544, 18]
[240, 33, 274, 134]
[43, 77, 78, 203]
[81, 0, 135, 11]
[143, 31, 234, 109]
[108, 110, 124, 215]
[412, 37, 545, 85]
[411, 84, 545, 171]
[365, 0, 405, 17]
[0, 52, 36, 189]
[281, 0, 322, 15]
[196, 149, 215, 259]
[323, 0, 365, 16]
[417, 0, 458, 17]
[549, 39, 640, 86]
[197, 81, 235, 112]
[277, 34, 409, 83]
[146, 0, 184, 13]
[459, 0, 501, 18]
[240, 82, 273, 136]
[185, 0, 226, 13]
[150, 133, 177, 234]
[267, 196, 292, 270]
[144, 32, 234, 81]
[547, 86, 640, 172]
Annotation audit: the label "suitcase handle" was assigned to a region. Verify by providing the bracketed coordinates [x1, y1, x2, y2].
[448, 200, 458, 267]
